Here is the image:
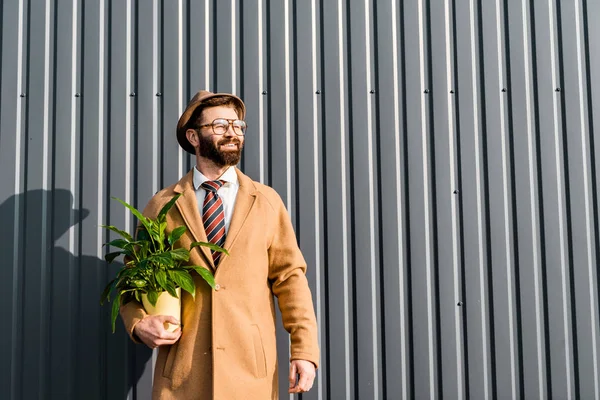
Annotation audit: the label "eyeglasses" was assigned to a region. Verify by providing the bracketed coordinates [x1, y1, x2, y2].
[197, 118, 247, 136]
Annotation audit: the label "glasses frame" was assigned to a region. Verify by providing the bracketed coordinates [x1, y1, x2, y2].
[197, 118, 247, 136]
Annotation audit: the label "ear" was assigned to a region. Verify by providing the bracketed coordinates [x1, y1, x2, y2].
[186, 129, 199, 147]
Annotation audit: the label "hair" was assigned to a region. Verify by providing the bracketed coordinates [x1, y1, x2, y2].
[188, 96, 243, 129]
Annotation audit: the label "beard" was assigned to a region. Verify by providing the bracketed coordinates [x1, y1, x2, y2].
[196, 134, 244, 166]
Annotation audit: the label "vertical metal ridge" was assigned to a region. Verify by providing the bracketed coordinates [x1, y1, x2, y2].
[285, 0, 292, 211]
[12, 1, 26, 398]
[258, 0, 265, 183]
[417, 0, 436, 397]
[97, 0, 105, 257]
[39, 0, 53, 396]
[495, 0, 518, 398]
[363, 1, 380, 399]
[574, 0, 600, 397]
[97, 0, 108, 390]
[204, 0, 210, 89]
[444, 0, 465, 398]
[152, 0, 159, 196]
[230, 0, 236, 93]
[124, 0, 132, 232]
[177, 0, 184, 177]
[548, 0, 574, 398]
[391, 0, 408, 398]
[468, 1, 490, 398]
[336, 0, 351, 397]
[68, 1, 81, 397]
[520, 0, 546, 396]
[309, 1, 323, 398]
[69, 0, 79, 249]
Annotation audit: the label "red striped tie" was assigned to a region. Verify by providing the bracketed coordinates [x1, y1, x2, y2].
[201, 180, 226, 265]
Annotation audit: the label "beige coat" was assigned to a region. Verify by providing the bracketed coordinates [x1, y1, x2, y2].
[120, 168, 319, 399]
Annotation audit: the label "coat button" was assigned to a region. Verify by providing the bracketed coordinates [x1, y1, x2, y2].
[215, 284, 221, 291]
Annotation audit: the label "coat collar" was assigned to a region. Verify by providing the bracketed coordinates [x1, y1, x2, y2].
[172, 167, 257, 272]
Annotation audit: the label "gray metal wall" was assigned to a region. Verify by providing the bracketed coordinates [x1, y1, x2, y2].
[1, 0, 599, 399]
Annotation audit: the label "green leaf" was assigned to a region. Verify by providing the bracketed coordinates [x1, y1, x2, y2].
[146, 290, 158, 307]
[170, 270, 196, 297]
[136, 227, 151, 242]
[100, 225, 133, 241]
[190, 241, 230, 255]
[157, 194, 182, 222]
[155, 269, 168, 290]
[104, 251, 123, 263]
[163, 280, 179, 298]
[149, 252, 173, 265]
[168, 226, 187, 246]
[188, 266, 216, 289]
[100, 279, 116, 305]
[105, 239, 130, 249]
[112, 197, 151, 230]
[169, 248, 190, 262]
[117, 267, 138, 279]
[111, 292, 122, 333]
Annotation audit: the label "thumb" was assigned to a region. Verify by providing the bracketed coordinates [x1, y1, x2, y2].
[289, 362, 298, 387]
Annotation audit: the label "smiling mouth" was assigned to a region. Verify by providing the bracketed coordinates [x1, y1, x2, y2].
[220, 143, 239, 150]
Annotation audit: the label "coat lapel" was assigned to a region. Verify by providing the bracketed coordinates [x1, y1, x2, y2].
[219, 168, 257, 268]
[173, 171, 215, 270]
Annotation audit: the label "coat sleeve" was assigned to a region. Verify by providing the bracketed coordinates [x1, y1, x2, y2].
[267, 193, 320, 368]
[120, 300, 147, 343]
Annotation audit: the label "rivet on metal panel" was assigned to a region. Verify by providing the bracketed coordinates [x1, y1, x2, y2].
[130, 92, 136, 97]
[262, 91, 268, 95]
[370, 89, 375, 94]
[20, 93, 26, 97]
[501, 88, 507, 92]
[555, 87, 561, 92]
[457, 301, 463, 306]
[315, 90, 321, 94]
[156, 92, 162, 96]
[74, 93, 80, 97]
[453, 190, 459, 194]
[424, 89, 429, 94]
[450, 90, 454, 94]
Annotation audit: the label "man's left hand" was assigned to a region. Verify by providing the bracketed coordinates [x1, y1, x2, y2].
[288, 359, 316, 394]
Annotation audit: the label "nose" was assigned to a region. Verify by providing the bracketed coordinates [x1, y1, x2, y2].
[223, 122, 237, 137]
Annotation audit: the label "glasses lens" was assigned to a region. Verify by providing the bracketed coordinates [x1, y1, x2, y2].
[212, 119, 229, 134]
[232, 120, 247, 134]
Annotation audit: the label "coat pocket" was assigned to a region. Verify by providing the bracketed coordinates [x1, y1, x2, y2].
[251, 324, 267, 378]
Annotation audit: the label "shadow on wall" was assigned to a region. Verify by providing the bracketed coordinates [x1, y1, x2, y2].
[0, 189, 152, 400]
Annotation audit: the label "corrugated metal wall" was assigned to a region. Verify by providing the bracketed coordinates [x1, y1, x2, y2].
[1, 0, 599, 399]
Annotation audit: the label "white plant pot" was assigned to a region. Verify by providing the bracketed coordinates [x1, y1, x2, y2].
[141, 288, 181, 332]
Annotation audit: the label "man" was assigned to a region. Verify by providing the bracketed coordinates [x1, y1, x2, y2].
[120, 90, 319, 399]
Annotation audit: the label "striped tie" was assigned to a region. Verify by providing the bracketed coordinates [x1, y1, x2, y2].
[201, 180, 226, 265]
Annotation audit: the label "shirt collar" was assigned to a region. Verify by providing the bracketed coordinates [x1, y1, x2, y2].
[193, 166, 238, 190]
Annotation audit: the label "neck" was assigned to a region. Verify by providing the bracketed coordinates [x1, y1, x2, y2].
[195, 156, 231, 180]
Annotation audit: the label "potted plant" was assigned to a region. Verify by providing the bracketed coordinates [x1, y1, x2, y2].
[100, 194, 226, 332]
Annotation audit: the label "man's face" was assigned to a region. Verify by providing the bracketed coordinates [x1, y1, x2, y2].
[195, 105, 245, 166]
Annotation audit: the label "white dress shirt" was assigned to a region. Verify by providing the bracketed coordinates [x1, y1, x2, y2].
[193, 166, 239, 234]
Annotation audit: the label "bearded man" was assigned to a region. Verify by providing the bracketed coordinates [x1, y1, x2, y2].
[120, 90, 320, 399]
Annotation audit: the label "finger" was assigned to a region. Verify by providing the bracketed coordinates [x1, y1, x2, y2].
[296, 369, 310, 392]
[159, 315, 181, 326]
[288, 363, 298, 388]
[158, 329, 182, 341]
